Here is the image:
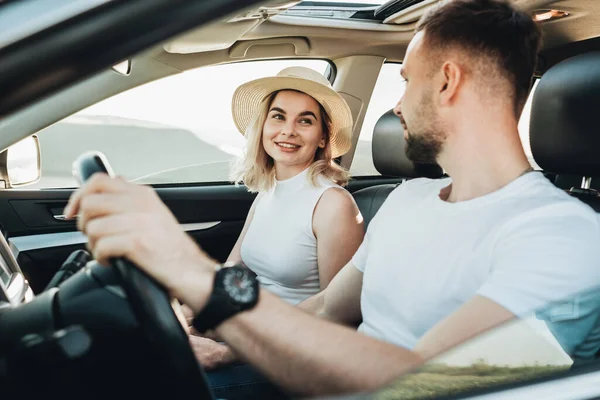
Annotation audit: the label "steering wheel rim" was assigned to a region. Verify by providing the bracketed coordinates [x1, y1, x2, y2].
[114, 260, 186, 346]
[113, 259, 213, 395]
[75, 151, 214, 398]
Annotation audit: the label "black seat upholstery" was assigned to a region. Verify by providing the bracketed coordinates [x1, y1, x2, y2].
[529, 52, 600, 361]
[530, 51, 600, 211]
[353, 184, 397, 230]
[353, 109, 443, 229]
[554, 174, 600, 192]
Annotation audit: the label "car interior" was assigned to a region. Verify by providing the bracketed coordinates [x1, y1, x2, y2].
[2, 0, 600, 398]
[2, 0, 599, 291]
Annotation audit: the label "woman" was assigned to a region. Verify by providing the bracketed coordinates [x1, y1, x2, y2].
[227, 65, 364, 305]
[190, 67, 365, 399]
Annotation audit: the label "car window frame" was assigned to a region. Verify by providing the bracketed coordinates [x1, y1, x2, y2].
[349, 61, 404, 178]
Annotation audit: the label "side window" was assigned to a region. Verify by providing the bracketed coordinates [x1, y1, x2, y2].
[350, 63, 405, 176]
[518, 79, 541, 170]
[31, 59, 330, 189]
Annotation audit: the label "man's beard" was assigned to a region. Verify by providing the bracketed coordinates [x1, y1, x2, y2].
[405, 132, 444, 164]
[403, 90, 445, 164]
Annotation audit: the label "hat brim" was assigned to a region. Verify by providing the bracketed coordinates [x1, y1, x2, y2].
[231, 76, 353, 158]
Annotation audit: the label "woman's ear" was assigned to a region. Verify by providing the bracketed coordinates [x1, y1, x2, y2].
[319, 137, 326, 148]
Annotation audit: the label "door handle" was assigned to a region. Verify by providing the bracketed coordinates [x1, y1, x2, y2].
[53, 214, 73, 221]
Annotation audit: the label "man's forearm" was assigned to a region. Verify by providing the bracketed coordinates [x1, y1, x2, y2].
[297, 292, 326, 317]
[298, 292, 359, 326]
[216, 290, 423, 396]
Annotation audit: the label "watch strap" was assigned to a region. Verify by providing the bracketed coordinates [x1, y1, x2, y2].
[191, 287, 240, 333]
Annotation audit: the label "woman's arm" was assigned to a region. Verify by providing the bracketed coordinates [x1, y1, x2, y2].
[313, 188, 365, 289]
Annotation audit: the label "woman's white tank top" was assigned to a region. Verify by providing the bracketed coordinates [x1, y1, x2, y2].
[240, 168, 340, 305]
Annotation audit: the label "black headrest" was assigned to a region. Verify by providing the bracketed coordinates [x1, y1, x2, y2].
[372, 109, 443, 178]
[530, 52, 600, 177]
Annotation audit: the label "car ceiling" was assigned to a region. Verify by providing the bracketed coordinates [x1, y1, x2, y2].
[158, 0, 600, 71]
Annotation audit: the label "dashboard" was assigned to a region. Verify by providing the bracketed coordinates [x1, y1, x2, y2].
[0, 232, 32, 311]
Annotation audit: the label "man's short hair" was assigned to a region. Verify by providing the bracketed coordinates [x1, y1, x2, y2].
[416, 0, 542, 114]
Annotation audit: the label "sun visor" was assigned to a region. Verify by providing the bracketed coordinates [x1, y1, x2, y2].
[163, 19, 262, 54]
[163, 1, 302, 54]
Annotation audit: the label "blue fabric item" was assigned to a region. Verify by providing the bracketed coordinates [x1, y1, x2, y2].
[207, 363, 290, 400]
[536, 289, 600, 359]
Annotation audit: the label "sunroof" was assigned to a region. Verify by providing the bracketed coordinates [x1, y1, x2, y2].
[286, 1, 385, 20]
[287, 0, 427, 21]
[374, 0, 425, 19]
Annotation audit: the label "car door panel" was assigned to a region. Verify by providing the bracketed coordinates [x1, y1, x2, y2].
[0, 184, 257, 294]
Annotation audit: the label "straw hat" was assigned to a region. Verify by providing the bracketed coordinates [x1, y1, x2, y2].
[231, 66, 353, 158]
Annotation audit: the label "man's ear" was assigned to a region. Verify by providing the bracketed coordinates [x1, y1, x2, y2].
[439, 61, 462, 106]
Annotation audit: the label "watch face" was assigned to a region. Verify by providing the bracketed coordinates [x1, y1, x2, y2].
[222, 267, 257, 304]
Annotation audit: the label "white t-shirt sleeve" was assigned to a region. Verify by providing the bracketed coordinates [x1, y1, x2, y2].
[351, 183, 406, 273]
[352, 231, 369, 272]
[477, 208, 600, 317]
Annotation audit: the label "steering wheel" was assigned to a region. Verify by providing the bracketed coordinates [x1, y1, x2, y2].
[74, 151, 214, 398]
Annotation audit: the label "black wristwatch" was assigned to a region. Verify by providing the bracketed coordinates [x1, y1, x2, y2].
[192, 262, 260, 333]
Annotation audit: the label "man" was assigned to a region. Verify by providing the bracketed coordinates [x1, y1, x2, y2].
[65, 0, 600, 397]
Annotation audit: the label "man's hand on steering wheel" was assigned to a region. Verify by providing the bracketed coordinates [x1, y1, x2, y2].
[64, 173, 215, 311]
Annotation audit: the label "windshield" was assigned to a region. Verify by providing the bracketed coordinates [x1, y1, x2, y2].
[0, 0, 113, 50]
[368, 286, 600, 399]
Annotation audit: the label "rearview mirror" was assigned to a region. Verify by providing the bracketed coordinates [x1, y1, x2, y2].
[0, 135, 41, 188]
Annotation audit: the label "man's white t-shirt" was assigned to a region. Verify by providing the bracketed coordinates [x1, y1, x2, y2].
[352, 171, 600, 350]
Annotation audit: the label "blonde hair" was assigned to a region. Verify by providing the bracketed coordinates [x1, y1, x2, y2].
[230, 90, 350, 192]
